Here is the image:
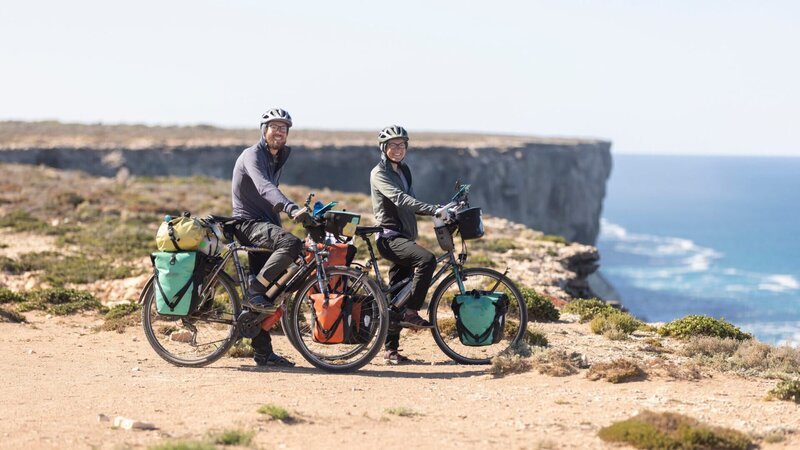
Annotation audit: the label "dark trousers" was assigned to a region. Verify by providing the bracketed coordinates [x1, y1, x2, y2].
[234, 220, 303, 355]
[376, 236, 436, 350]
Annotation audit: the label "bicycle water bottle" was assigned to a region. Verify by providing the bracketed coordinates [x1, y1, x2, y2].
[261, 263, 301, 299]
[391, 280, 414, 308]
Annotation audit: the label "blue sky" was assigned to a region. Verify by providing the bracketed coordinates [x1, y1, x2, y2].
[1, 1, 798, 155]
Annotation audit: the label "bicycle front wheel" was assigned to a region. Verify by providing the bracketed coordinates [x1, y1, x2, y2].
[428, 267, 527, 364]
[142, 271, 242, 367]
[288, 267, 389, 372]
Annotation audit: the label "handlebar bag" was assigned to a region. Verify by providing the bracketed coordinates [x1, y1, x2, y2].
[310, 293, 355, 344]
[455, 207, 484, 240]
[451, 290, 508, 346]
[151, 251, 207, 316]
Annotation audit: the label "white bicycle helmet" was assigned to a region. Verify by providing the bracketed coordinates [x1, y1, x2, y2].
[260, 108, 293, 128]
[378, 125, 409, 152]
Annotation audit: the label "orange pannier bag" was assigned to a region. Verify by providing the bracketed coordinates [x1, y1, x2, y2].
[311, 293, 354, 344]
[305, 243, 355, 293]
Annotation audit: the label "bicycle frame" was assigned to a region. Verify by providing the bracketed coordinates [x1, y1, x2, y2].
[200, 235, 335, 310]
[358, 234, 466, 311]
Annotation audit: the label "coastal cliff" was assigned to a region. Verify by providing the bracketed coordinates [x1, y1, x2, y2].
[0, 123, 612, 244]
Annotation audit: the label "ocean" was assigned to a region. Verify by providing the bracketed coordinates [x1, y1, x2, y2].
[596, 154, 800, 344]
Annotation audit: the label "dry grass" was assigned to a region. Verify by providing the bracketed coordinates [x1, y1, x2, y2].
[531, 349, 586, 377]
[682, 336, 800, 377]
[587, 359, 646, 383]
[645, 359, 703, 381]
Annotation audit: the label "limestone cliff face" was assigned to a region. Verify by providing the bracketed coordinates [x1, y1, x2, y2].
[0, 141, 612, 244]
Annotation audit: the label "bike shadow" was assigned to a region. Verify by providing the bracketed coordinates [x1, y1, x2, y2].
[230, 364, 487, 379]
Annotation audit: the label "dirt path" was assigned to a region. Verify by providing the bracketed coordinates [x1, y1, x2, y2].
[1, 313, 798, 450]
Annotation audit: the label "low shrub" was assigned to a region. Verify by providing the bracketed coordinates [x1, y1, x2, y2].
[590, 311, 643, 340]
[481, 238, 517, 253]
[489, 352, 532, 377]
[18, 288, 104, 315]
[210, 429, 255, 446]
[562, 298, 615, 322]
[520, 287, 560, 322]
[148, 441, 216, 450]
[767, 379, 800, 403]
[504, 320, 548, 347]
[598, 410, 752, 450]
[257, 404, 291, 422]
[227, 338, 255, 358]
[0, 209, 50, 233]
[681, 336, 740, 358]
[587, 359, 645, 383]
[384, 406, 419, 417]
[0, 288, 26, 304]
[532, 350, 585, 377]
[683, 337, 800, 377]
[9, 252, 132, 286]
[658, 315, 752, 341]
[99, 303, 140, 332]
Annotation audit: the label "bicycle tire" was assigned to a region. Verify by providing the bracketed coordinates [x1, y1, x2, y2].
[428, 267, 528, 365]
[287, 267, 389, 372]
[142, 270, 242, 367]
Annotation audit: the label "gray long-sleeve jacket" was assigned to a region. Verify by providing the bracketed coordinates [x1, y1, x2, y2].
[231, 137, 297, 224]
[370, 152, 438, 241]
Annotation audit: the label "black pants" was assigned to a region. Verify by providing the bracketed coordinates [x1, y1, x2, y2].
[376, 236, 436, 350]
[234, 220, 303, 355]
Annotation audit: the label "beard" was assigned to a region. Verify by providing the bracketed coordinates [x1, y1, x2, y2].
[266, 135, 286, 152]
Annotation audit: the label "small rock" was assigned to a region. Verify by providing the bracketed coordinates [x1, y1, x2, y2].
[131, 336, 138, 342]
[45, 314, 53, 320]
[131, 367, 140, 372]
[112, 416, 156, 430]
[97, 414, 109, 422]
[170, 331, 193, 343]
[26, 349, 34, 355]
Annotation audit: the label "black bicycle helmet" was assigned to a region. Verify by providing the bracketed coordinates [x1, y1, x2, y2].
[378, 125, 409, 152]
[260, 108, 293, 128]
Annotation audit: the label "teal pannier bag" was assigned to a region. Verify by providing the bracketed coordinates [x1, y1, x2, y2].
[451, 290, 509, 346]
[151, 252, 206, 316]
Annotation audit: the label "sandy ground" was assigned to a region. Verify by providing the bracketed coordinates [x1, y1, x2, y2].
[1, 312, 799, 450]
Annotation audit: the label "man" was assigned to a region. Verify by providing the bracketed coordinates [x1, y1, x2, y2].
[369, 125, 441, 364]
[231, 107, 312, 367]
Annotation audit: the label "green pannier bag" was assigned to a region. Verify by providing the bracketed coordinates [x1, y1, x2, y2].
[151, 251, 206, 316]
[451, 290, 509, 346]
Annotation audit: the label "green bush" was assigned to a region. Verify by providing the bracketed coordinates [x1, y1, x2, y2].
[504, 320, 548, 347]
[658, 315, 752, 341]
[257, 404, 291, 422]
[562, 298, 615, 322]
[18, 288, 104, 315]
[481, 238, 517, 253]
[598, 410, 751, 450]
[99, 303, 141, 332]
[8, 252, 132, 286]
[590, 311, 643, 339]
[520, 287, 560, 322]
[227, 338, 255, 358]
[768, 379, 800, 403]
[210, 429, 255, 446]
[0, 288, 26, 304]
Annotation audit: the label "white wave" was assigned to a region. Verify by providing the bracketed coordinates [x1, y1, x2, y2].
[758, 274, 800, 293]
[740, 321, 800, 346]
[599, 219, 800, 299]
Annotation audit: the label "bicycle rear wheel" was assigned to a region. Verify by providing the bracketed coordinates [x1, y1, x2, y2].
[428, 267, 527, 364]
[287, 267, 389, 372]
[142, 271, 241, 367]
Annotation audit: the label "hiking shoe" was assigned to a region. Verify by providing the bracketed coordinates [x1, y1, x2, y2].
[254, 352, 295, 367]
[244, 295, 277, 314]
[399, 310, 433, 329]
[384, 349, 411, 365]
